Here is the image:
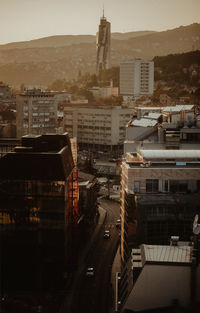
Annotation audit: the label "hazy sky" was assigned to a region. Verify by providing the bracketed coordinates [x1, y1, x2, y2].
[0, 0, 200, 44]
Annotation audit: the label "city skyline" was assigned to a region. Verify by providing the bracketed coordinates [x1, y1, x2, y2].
[0, 0, 200, 44]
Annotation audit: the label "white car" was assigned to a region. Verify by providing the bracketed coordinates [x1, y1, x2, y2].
[86, 267, 95, 277]
[104, 230, 110, 239]
[116, 219, 121, 228]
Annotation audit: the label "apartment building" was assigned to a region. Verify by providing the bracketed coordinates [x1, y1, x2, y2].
[16, 89, 58, 139]
[63, 104, 133, 151]
[121, 149, 200, 260]
[120, 59, 154, 97]
[119, 149, 200, 309]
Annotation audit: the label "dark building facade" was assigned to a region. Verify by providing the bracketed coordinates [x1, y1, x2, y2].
[0, 133, 76, 310]
[78, 171, 99, 224]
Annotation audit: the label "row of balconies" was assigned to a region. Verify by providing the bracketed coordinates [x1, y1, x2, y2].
[76, 120, 112, 124]
[78, 133, 111, 138]
[78, 129, 111, 134]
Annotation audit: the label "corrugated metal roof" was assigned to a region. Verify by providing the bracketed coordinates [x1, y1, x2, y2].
[131, 118, 157, 127]
[137, 106, 163, 111]
[146, 112, 162, 119]
[163, 105, 194, 112]
[140, 149, 200, 159]
[142, 244, 192, 263]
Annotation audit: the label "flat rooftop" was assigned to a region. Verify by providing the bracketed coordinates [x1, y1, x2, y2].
[142, 244, 192, 264]
[139, 149, 200, 160]
[131, 118, 158, 127]
[163, 104, 194, 112]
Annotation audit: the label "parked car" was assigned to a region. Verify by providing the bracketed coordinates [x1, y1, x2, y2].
[109, 158, 116, 162]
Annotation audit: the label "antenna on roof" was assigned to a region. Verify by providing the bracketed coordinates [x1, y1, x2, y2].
[102, 4, 105, 18]
[193, 214, 200, 235]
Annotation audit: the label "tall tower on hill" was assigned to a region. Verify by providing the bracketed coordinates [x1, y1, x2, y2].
[96, 9, 111, 80]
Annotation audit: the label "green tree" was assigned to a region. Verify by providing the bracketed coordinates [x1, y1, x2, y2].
[48, 79, 68, 91]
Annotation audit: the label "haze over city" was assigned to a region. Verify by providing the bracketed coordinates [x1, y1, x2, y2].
[0, 0, 200, 44]
[0, 0, 200, 312]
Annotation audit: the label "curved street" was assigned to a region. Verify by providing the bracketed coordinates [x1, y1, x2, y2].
[60, 198, 120, 313]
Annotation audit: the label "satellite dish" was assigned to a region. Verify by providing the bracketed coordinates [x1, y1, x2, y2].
[193, 214, 200, 235]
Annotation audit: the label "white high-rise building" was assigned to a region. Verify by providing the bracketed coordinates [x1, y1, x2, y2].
[120, 59, 154, 97]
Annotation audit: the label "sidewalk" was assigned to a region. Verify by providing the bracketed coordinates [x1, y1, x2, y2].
[79, 206, 107, 263]
[110, 247, 121, 313]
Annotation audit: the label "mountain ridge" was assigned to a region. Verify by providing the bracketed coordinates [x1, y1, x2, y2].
[0, 23, 199, 87]
[0, 31, 156, 50]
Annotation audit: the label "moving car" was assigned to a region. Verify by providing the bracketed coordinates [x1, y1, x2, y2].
[86, 267, 95, 277]
[116, 219, 121, 228]
[104, 230, 110, 239]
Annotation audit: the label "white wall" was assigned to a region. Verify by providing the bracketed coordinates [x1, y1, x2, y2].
[126, 126, 155, 141]
[124, 141, 164, 153]
[120, 60, 154, 96]
[124, 265, 191, 311]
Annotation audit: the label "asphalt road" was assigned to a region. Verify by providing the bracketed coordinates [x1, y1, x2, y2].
[60, 198, 120, 313]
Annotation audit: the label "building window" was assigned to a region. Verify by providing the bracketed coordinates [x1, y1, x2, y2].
[134, 181, 140, 193]
[146, 179, 159, 192]
[169, 180, 188, 193]
[162, 180, 169, 192]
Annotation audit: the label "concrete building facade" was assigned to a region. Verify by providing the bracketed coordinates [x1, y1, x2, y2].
[118, 149, 200, 309]
[120, 59, 154, 97]
[63, 104, 133, 151]
[16, 89, 58, 139]
[120, 149, 200, 262]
